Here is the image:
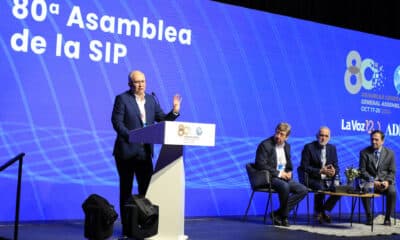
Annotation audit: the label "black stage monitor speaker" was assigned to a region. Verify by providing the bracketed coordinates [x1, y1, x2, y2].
[82, 194, 118, 240]
[132, 195, 158, 227]
[124, 195, 159, 238]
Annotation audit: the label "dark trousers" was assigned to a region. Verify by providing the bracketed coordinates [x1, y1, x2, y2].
[271, 178, 308, 218]
[362, 184, 396, 220]
[115, 148, 153, 227]
[308, 179, 340, 213]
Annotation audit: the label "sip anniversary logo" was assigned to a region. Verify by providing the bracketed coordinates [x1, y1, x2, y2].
[344, 50, 400, 115]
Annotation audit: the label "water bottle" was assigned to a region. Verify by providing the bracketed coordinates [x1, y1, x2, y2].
[366, 176, 375, 193]
[334, 174, 340, 187]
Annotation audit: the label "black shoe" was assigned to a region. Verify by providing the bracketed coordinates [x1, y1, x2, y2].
[322, 212, 331, 223]
[383, 219, 391, 226]
[281, 217, 290, 227]
[270, 212, 282, 226]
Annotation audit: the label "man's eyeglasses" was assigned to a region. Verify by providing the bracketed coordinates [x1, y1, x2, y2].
[133, 80, 145, 85]
[319, 134, 329, 137]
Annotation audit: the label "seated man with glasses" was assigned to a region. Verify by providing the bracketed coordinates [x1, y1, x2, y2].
[299, 126, 340, 224]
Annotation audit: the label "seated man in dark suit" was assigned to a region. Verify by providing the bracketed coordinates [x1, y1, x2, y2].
[300, 126, 340, 224]
[359, 130, 396, 226]
[255, 122, 308, 227]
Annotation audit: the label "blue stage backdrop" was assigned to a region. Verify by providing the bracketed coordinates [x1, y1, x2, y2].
[1, 0, 400, 221]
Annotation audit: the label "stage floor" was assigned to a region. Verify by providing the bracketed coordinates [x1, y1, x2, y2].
[1, 215, 400, 240]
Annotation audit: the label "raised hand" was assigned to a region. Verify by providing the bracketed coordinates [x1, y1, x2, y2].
[173, 94, 182, 114]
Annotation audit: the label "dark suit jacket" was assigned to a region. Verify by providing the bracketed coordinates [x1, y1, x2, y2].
[359, 146, 396, 184]
[111, 90, 179, 160]
[255, 136, 293, 180]
[300, 141, 339, 183]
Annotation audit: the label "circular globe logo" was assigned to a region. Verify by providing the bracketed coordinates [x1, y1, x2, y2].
[196, 127, 203, 136]
[394, 65, 400, 95]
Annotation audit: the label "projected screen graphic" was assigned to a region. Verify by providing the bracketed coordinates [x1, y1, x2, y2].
[1, 0, 400, 221]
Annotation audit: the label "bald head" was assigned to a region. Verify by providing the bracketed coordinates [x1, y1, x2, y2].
[317, 126, 331, 146]
[128, 70, 146, 96]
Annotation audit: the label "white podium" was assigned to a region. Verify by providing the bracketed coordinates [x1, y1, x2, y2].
[129, 121, 216, 240]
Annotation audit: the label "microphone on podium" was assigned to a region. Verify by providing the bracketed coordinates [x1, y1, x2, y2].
[151, 92, 160, 106]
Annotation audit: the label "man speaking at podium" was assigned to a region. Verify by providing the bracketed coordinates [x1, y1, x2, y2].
[111, 70, 182, 233]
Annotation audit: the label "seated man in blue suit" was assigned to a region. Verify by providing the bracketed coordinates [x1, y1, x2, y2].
[300, 126, 340, 224]
[111, 70, 182, 234]
[359, 130, 396, 226]
[255, 122, 308, 227]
